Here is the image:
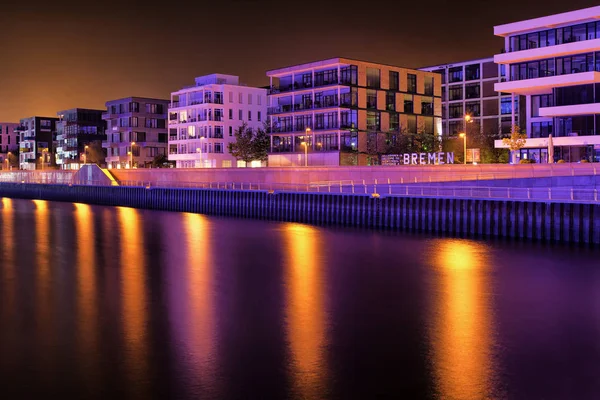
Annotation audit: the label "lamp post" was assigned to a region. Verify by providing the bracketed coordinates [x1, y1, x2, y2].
[459, 133, 466, 165]
[462, 114, 472, 165]
[305, 127, 311, 166]
[5, 152, 10, 170]
[84, 145, 89, 165]
[300, 141, 308, 167]
[130, 141, 136, 169]
[41, 148, 48, 171]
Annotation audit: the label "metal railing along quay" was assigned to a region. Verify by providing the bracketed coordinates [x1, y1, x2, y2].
[1, 177, 594, 204]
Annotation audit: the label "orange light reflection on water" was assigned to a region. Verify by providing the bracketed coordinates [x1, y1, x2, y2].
[283, 223, 327, 398]
[1, 198, 15, 312]
[74, 203, 98, 387]
[430, 239, 494, 400]
[117, 207, 148, 396]
[183, 212, 216, 387]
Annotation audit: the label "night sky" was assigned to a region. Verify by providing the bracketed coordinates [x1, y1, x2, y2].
[0, 0, 598, 121]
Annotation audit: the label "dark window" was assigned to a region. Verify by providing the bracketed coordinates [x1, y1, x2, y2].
[404, 95, 414, 114]
[407, 74, 417, 93]
[389, 71, 399, 90]
[466, 101, 480, 117]
[465, 64, 480, 81]
[424, 76, 434, 96]
[367, 89, 377, 109]
[366, 68, 380, 88]
[421, 98, 433, 116]
[158, 133, 167, 143]
[449, 85, 462, 101]
[531, 94, 553, 117]
[386, 91, 395, 111]
[449, 67, 463, 83]
[465, 83, 480, 99]
[366, 111, 380, 131]
[389, 113, 399, 131]
[448, 103, 463, 119]
[340, 65, 358, 85]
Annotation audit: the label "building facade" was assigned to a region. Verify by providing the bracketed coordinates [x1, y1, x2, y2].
[16, 117, 58, 170]
[0, 122, 19, 169]
[266, 57, 442, 166]
[494, 5, 600, 163]
[56, 108, 106, 170]
[102, 97, 169, 169]
[420, 58, 524, 138]
[168, 74, 267, 168]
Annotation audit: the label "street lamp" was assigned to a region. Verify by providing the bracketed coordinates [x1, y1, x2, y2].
[84, 145, 89, 165]
[5, 151, 10, 170]
[196, 137, 205, 168]
[130, 141, 136, 169]
[462, 114, 473, 165]
[301, 141, 308, 167]
[41, 148, 48, 171]
[459, 133, 466, 165]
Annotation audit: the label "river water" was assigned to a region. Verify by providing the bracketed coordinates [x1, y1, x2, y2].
[0, 198, 599, 399]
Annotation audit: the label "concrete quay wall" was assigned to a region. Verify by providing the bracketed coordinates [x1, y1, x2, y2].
[0, 183, 598, 245]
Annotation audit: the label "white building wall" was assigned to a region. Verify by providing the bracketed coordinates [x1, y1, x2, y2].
[168, 75, 267, 168]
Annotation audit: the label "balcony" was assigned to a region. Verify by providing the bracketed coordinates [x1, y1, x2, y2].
[496, 38, 600, 65]
[495, 71, 600, 95]
[539, 103, 600, 117]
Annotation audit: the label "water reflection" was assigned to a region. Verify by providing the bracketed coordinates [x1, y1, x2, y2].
[74, 203, 98, 388]
[429, 239, 495, 400]
[117, 206, 148, 396]
[283, 223, 327, 398]
[183, 212, 216, 392]
[1, 198, 15, 313]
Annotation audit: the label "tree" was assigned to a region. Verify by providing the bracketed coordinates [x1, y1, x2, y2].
[228, 123, 255, 164]
[470, 124, 509, 164]
[7, 152, 18, 168]
[85, 140, 105, 165]
[502, 125, 527, 164]
[151, 153, 173, 168]
[252, 124, 270, 164]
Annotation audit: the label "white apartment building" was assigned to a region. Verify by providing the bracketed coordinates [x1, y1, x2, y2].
[420, 58, 523, 137]
[168, 74, 267, 168]
[494, 5, 600, 163]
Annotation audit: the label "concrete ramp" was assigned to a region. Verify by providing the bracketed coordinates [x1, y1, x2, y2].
[72, 164, 119, 186]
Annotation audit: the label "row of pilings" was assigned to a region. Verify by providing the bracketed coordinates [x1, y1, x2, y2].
[0, 183, 598, 245]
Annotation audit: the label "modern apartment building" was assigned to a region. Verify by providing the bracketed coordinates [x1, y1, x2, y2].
[168, 74, 267, 168]
[0, 122, 19, 168]
[494, 5, 600, 163]
[420, 58, 524, 137]
[16, 116, 58, 170]
[56, 108, 106, 170]
[102, 97, 169, 169]
[266, 57, 442, 166]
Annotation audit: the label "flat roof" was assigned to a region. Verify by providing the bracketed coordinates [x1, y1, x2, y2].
[105, 96, 169, 105]
[494, 5, 600, 37]
[419, 56, 495, 71]
[266, 56, 425, 77]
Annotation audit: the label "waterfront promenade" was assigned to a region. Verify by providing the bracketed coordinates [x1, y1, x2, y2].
[0, 164, 598, 245]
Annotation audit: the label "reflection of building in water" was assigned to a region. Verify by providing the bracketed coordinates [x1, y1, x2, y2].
[117, 206, 148, 397]
[430, 239, 494, 400]
[283, 223, 327, 398]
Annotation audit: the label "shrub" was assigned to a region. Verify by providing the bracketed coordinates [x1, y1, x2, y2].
[581, 159, 589, 163]
[519, 158, 534, 164]
[557, 159, 566, 163]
